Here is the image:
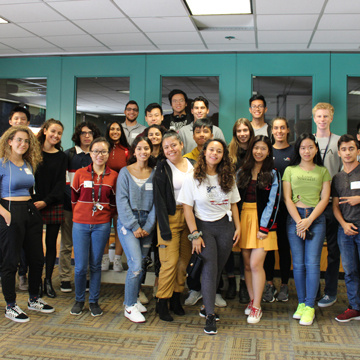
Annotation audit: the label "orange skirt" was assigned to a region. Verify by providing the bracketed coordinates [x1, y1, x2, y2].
[239, 202, 278, 251]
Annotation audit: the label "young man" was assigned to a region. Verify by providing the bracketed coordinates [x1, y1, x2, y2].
[249, 94, 271, 137]
[8, 106, 31, 126]
[183, 118, 213, 161]
[178, 96, 225, 155]
[59, 122, 101, 292]
[144, 103, 164, 126]
[313, 103, 342, 308]
[162, 89, 193, 131]
[332, 134, 360, 322]
[121, 100, 146, 146]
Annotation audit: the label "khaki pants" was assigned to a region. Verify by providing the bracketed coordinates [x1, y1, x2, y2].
[156, 206, 192, 299]
[59, 210, 73, 281]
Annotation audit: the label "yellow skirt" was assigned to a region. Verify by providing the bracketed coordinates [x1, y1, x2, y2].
[239, 202, 278, 251]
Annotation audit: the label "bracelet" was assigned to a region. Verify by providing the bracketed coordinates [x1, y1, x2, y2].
[188, 231, 203, 241]
[191, 230, 199, 234]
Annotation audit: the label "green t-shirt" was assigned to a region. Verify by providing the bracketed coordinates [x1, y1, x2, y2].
[282, 164, 331, 207]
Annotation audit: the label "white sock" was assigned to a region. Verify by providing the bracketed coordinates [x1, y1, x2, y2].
[114, 255, 121, 260]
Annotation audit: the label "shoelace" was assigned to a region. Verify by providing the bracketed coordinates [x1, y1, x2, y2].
[250, 306, 260, 317]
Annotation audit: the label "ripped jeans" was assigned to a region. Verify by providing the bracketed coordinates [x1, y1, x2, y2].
[118, 210, 153, 307]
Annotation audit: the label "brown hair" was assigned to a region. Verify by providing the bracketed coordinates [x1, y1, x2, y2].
[37, 118, 64, 151]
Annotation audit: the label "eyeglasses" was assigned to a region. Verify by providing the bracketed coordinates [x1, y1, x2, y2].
[91, 150, 109, 156]
[172, 99, 185, 104]
[251, 105, 265, 110]
[125, 107, 139, 112]
[80, 131, 94, 136]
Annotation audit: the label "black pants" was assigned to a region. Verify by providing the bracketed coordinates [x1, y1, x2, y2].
[0, 200, 44, 304]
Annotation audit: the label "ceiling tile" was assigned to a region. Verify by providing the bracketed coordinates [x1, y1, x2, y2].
[146, 31, 202, 45]
[257, 15, 318, 30]
[63, 46, 111, 53]
[193, 15, 254, 28]
[132, 16, 195, 32]
[201, 30, 255, 44]
[0, 3, 65, 22]
[48, 0, 124, 20]
[157, 44, 206, 51]
[0, 49, 21, 54]
[21, 48, 66, 54]
[310, 43, 360, 50]
[94, 33, 152, 46]
[0, 0, 41, 3]
[318, 14, 360, 30]
[325, 0, 360, 14]
[0, 23, 34, 38]
[0, 36, 60, 49]
[258, 30, 312, 43]
[312, 30, 360, 43]
[20, 21, 86, 36]
[74, 18, 139, 34]
[206, 43, 257, 50]
[113, 0, 189, 17]
[44, 34, 103, 47]
[109, 44, 158, 51]
[256, 0, 325, 14]
[258, 43, 309, 50]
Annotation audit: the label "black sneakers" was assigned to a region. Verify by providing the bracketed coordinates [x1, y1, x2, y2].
[70, 301, 84, 315]
[89, 302, 103, 317]
[60, 281, 72, 293]
[204, 314, 217, 335]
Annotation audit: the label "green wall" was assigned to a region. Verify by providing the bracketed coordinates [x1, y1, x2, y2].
[0, 52, 357, 149]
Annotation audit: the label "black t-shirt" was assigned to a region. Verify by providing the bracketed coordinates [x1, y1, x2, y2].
[162, 113, 193, 131]
[273, 145, 294, 177]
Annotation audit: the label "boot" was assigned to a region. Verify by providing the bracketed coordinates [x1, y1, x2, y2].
[239, 279, 250, 304]
[156, 298, 173, 322]
[169, 292, 185, 316]
[225, 277, 236, 299]
[44, 278, 57, 298]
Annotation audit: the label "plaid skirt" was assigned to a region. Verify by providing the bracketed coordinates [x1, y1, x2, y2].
[40, 204, 64, 224]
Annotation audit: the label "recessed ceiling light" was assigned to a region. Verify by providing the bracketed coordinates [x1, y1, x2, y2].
[0, 17, 9, 24]
[116, 90, 130, 94]
[349, 90, 360, 95]
[185, 0, 252, 15]
[9, 92, 45, 97]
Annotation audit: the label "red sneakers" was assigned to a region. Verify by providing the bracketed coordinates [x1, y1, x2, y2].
[335, 308, 360, 323]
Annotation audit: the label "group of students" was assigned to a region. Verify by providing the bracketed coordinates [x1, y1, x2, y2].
[1, 94, 360, 337]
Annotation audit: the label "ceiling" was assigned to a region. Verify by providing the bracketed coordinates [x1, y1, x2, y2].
[0, 0, 359, 57]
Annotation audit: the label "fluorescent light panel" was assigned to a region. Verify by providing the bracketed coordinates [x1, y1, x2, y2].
[0, 17, 8, 24]
[349, 90, 360, 95]
[185, 0, 252, 15]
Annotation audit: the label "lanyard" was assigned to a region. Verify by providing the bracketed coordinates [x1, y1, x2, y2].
[91, 167, 106, 205]
[315, 133, 332, 162]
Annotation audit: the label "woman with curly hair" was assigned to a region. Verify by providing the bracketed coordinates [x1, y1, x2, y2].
[101, 120, 130, 273]
[153, 131, 194, 322]
[33, 119, 67, 298]
[0, 126, 54, 323]
[228, 118, 254, 171]
[178, 139, 241, 335]
[237, 135, 281, 324]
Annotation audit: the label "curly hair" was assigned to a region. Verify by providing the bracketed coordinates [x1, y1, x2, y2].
[105, 120, 129, 149]
[194, 138, 235, 193]
[0, 125, 42, 173]
[37, 118, 64, 151]
[228, 118, 254, 165]
[71, 121, 101, 147]
[237, 135, 274, 190]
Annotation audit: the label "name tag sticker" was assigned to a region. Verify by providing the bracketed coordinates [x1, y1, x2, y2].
[131, 133, 139, 138]
[24, 168, 32, 175]
[350, 181, 360, 190]
[84, 181, 93, 188]
[145, 183, 153, 191]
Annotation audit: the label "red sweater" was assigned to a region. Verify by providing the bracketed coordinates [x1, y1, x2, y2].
[71, 164, 118, 224]
[106, 143, 128, 173]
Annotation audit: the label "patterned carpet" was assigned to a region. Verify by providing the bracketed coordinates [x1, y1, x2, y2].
[0, 270, 359, 360]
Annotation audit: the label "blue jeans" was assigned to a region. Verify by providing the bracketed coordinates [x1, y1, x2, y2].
[118, 211, 153, 307]
[73, 222, 110, 303]
[287, 208, 326, 307]
[337, 227, 360, 311]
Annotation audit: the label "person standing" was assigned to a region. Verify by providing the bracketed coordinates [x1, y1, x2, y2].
[59, 121, 101, 292]
[121, 101, 146, 146]
[313, 103, 342, 308]
[332, 135, 360, 322]
[248, 95, 271, 137]
[33, 119, 67, 298]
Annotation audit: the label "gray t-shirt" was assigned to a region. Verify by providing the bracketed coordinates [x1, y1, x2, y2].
[254, 123, 268, 137]
[332, 163, 360, 227]
[316, 133, 342, 178]
[122, 122, 147, 146]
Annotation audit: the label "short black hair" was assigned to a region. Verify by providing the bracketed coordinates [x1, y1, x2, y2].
[249, 94, 267, 108]
[338, 134, 360, 150]
[145, 103, 163, 115]
[90, 137, 111, 152]
[71, 121, 101, 147]
[357, 122, 360, 135]
[124, 100, 139, 111]
[168, 89, 188, 104]
[193, 118, 213, 134]
[191, 96, 209, 109]
[9, 106, 30, 122]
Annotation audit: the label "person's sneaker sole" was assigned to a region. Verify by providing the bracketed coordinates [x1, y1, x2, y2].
[60, 287, 72, 293]
[204, 328, 217, 335]
[5, 313, 29, 323]
[124, 309, 145, 323]
[299, 314, 315, 326]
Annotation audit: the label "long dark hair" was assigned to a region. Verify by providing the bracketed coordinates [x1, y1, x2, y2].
[289, 133, 323, 166]
[37, 118, 64, 151]
[194, 138, 235, 193]
[237, 135, 274, 189]
[144, 124, 165, 159]
[105, 120, 129, 149]
[127, 136, 156, 168]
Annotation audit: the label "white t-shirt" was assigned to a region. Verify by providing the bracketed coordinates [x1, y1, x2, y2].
[178, 172, 241, 222]
[167, 159, 193, 205]
[254, 123, 268, 136]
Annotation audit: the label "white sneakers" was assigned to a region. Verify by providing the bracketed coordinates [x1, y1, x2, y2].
[124, 303, 146, 323]
[101, 255, 110, 271]
[113, 256, 124, 272]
